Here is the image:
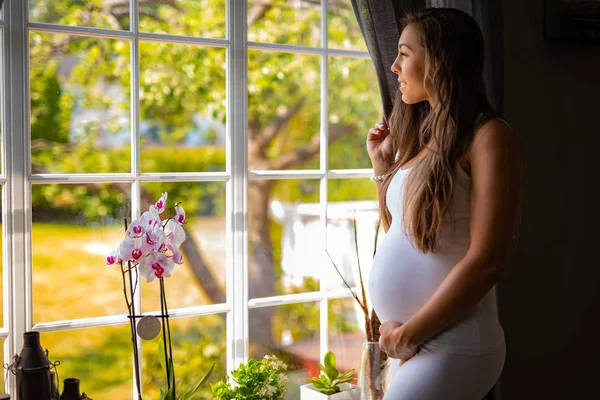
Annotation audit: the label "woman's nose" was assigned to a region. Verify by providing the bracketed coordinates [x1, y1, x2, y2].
[391, 59, 400, 74]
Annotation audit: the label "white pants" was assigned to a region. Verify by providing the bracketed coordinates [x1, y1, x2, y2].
[383, 343, 506, 400]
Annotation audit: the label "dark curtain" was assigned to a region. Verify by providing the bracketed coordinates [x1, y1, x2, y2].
[350, 0, 426, 120]
[351, 0, 504, 116]
[351, 1, 504, 399]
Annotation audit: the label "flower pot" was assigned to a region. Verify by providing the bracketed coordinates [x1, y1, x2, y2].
[300, 383, 360, 400]
[16, 331, 52, 400]
[358, 342, 391, 400]
[59, 378, 81, 400]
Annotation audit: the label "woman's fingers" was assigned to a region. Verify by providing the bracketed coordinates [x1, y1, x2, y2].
[368, 128, 384, 140]
[369, 124, 388, 136]
[368, 119, 389, 141]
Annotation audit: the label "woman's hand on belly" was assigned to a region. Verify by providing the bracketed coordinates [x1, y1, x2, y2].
[379, 321, 420, 362]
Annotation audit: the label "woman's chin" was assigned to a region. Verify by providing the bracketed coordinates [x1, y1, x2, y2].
[400, 93, 416, 104]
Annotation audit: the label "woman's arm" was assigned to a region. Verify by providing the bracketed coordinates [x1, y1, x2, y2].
[380, 119, 523, 355]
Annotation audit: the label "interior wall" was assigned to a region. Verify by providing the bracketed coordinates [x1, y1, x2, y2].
[498, 1, 598, 399]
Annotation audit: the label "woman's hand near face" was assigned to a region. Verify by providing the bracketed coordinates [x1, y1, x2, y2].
[367, 116, 394, 174]
[379, 321, 419, 362]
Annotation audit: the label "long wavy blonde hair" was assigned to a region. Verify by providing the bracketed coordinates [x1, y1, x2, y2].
[380, 8, 499, 253]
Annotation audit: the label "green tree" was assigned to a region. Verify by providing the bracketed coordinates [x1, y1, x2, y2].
[28, 0, 380, 397]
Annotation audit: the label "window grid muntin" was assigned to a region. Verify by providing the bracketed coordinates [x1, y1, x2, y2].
[5, 0, 30, 391]
[319, 0, 331, 362]
[0, 24, 4, 181]
[31, 302, 231, 333]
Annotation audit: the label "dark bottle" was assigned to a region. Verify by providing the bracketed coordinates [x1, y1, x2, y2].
[59, 378, 81, 400]
[16, 331, 52, 400]
[50, 371, 60, 399]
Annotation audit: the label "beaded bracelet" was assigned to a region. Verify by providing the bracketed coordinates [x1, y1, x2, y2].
[370, 173, 388, 182]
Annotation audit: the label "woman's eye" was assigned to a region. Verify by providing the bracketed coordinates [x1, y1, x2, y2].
[400, 52, 408, 57]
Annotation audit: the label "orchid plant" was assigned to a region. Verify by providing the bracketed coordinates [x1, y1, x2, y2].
[106, 192, 212, 400]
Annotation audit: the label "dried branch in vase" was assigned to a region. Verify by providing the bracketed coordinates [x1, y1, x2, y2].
[327, 213, 390, 400]
[326, 213, 384, 346]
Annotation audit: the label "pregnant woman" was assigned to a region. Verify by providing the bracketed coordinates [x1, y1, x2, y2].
[366, 8, 522, 400]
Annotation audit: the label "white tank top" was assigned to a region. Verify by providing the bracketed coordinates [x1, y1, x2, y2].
[368, 164, 505, 355]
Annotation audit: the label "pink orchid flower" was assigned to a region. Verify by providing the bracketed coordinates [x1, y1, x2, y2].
[154, 192, 168, 214]
[139, 252, 175, 282]
[174, 205, 186, 224]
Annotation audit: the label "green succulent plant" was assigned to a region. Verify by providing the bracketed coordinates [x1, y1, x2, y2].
[305, 351, 355, 395]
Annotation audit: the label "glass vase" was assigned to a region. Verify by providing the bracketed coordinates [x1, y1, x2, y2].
[358, 342, 391, 400]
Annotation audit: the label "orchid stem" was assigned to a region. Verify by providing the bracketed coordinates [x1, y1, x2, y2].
[127, 261, 143, 400]
[120, 263, 131, 310]
[123, 218, 143, 400]
[161, 278, 176, 399]
[159, 279, 172, 395]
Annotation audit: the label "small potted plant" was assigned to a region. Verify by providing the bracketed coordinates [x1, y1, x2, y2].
[301, 351, 359, 400]
[211, 355, 288, 400]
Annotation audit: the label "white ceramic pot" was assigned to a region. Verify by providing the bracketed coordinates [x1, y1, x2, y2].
[300, 383, 360, 400]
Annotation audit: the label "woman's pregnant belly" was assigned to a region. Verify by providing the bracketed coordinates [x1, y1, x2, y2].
[368, 221, 469, 324]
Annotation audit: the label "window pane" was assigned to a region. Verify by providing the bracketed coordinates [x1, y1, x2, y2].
[250, 179, 320, 299]
[249, 302, 320, 400]
[41, 326, 133, 398]
[328, 56, 380, 170]
[32, 183, 131, 323]
[139, 42, 226, 173]
[248, 51, 320, 171]
[328, 178, 377, 202]
[141, 314, 226, 399]
[328, 0, 368, 51]
[328, 297, 366, 382]
[248, 0, 321, 47]
[29, 0, 131, 30]
[326, 179, 380, 290]
[140, 182, 226, 312]
[30, 32, 131, 174]
[139, 0, 226, 38]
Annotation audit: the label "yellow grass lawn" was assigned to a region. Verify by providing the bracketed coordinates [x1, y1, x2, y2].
[2, 219, 226, 398]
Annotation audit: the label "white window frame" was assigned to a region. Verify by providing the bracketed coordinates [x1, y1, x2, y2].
[1, 0, 374, 396]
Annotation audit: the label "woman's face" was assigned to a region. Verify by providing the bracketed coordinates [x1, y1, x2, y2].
[391, 24, 433, 105]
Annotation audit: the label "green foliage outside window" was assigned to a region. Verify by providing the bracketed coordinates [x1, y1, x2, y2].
[25, 0, 380, 398]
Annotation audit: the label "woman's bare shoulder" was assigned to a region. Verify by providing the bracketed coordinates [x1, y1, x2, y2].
[472, 118, 521, 155]
[461, 118, 520, 175]
[471, 118, 523, 178]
